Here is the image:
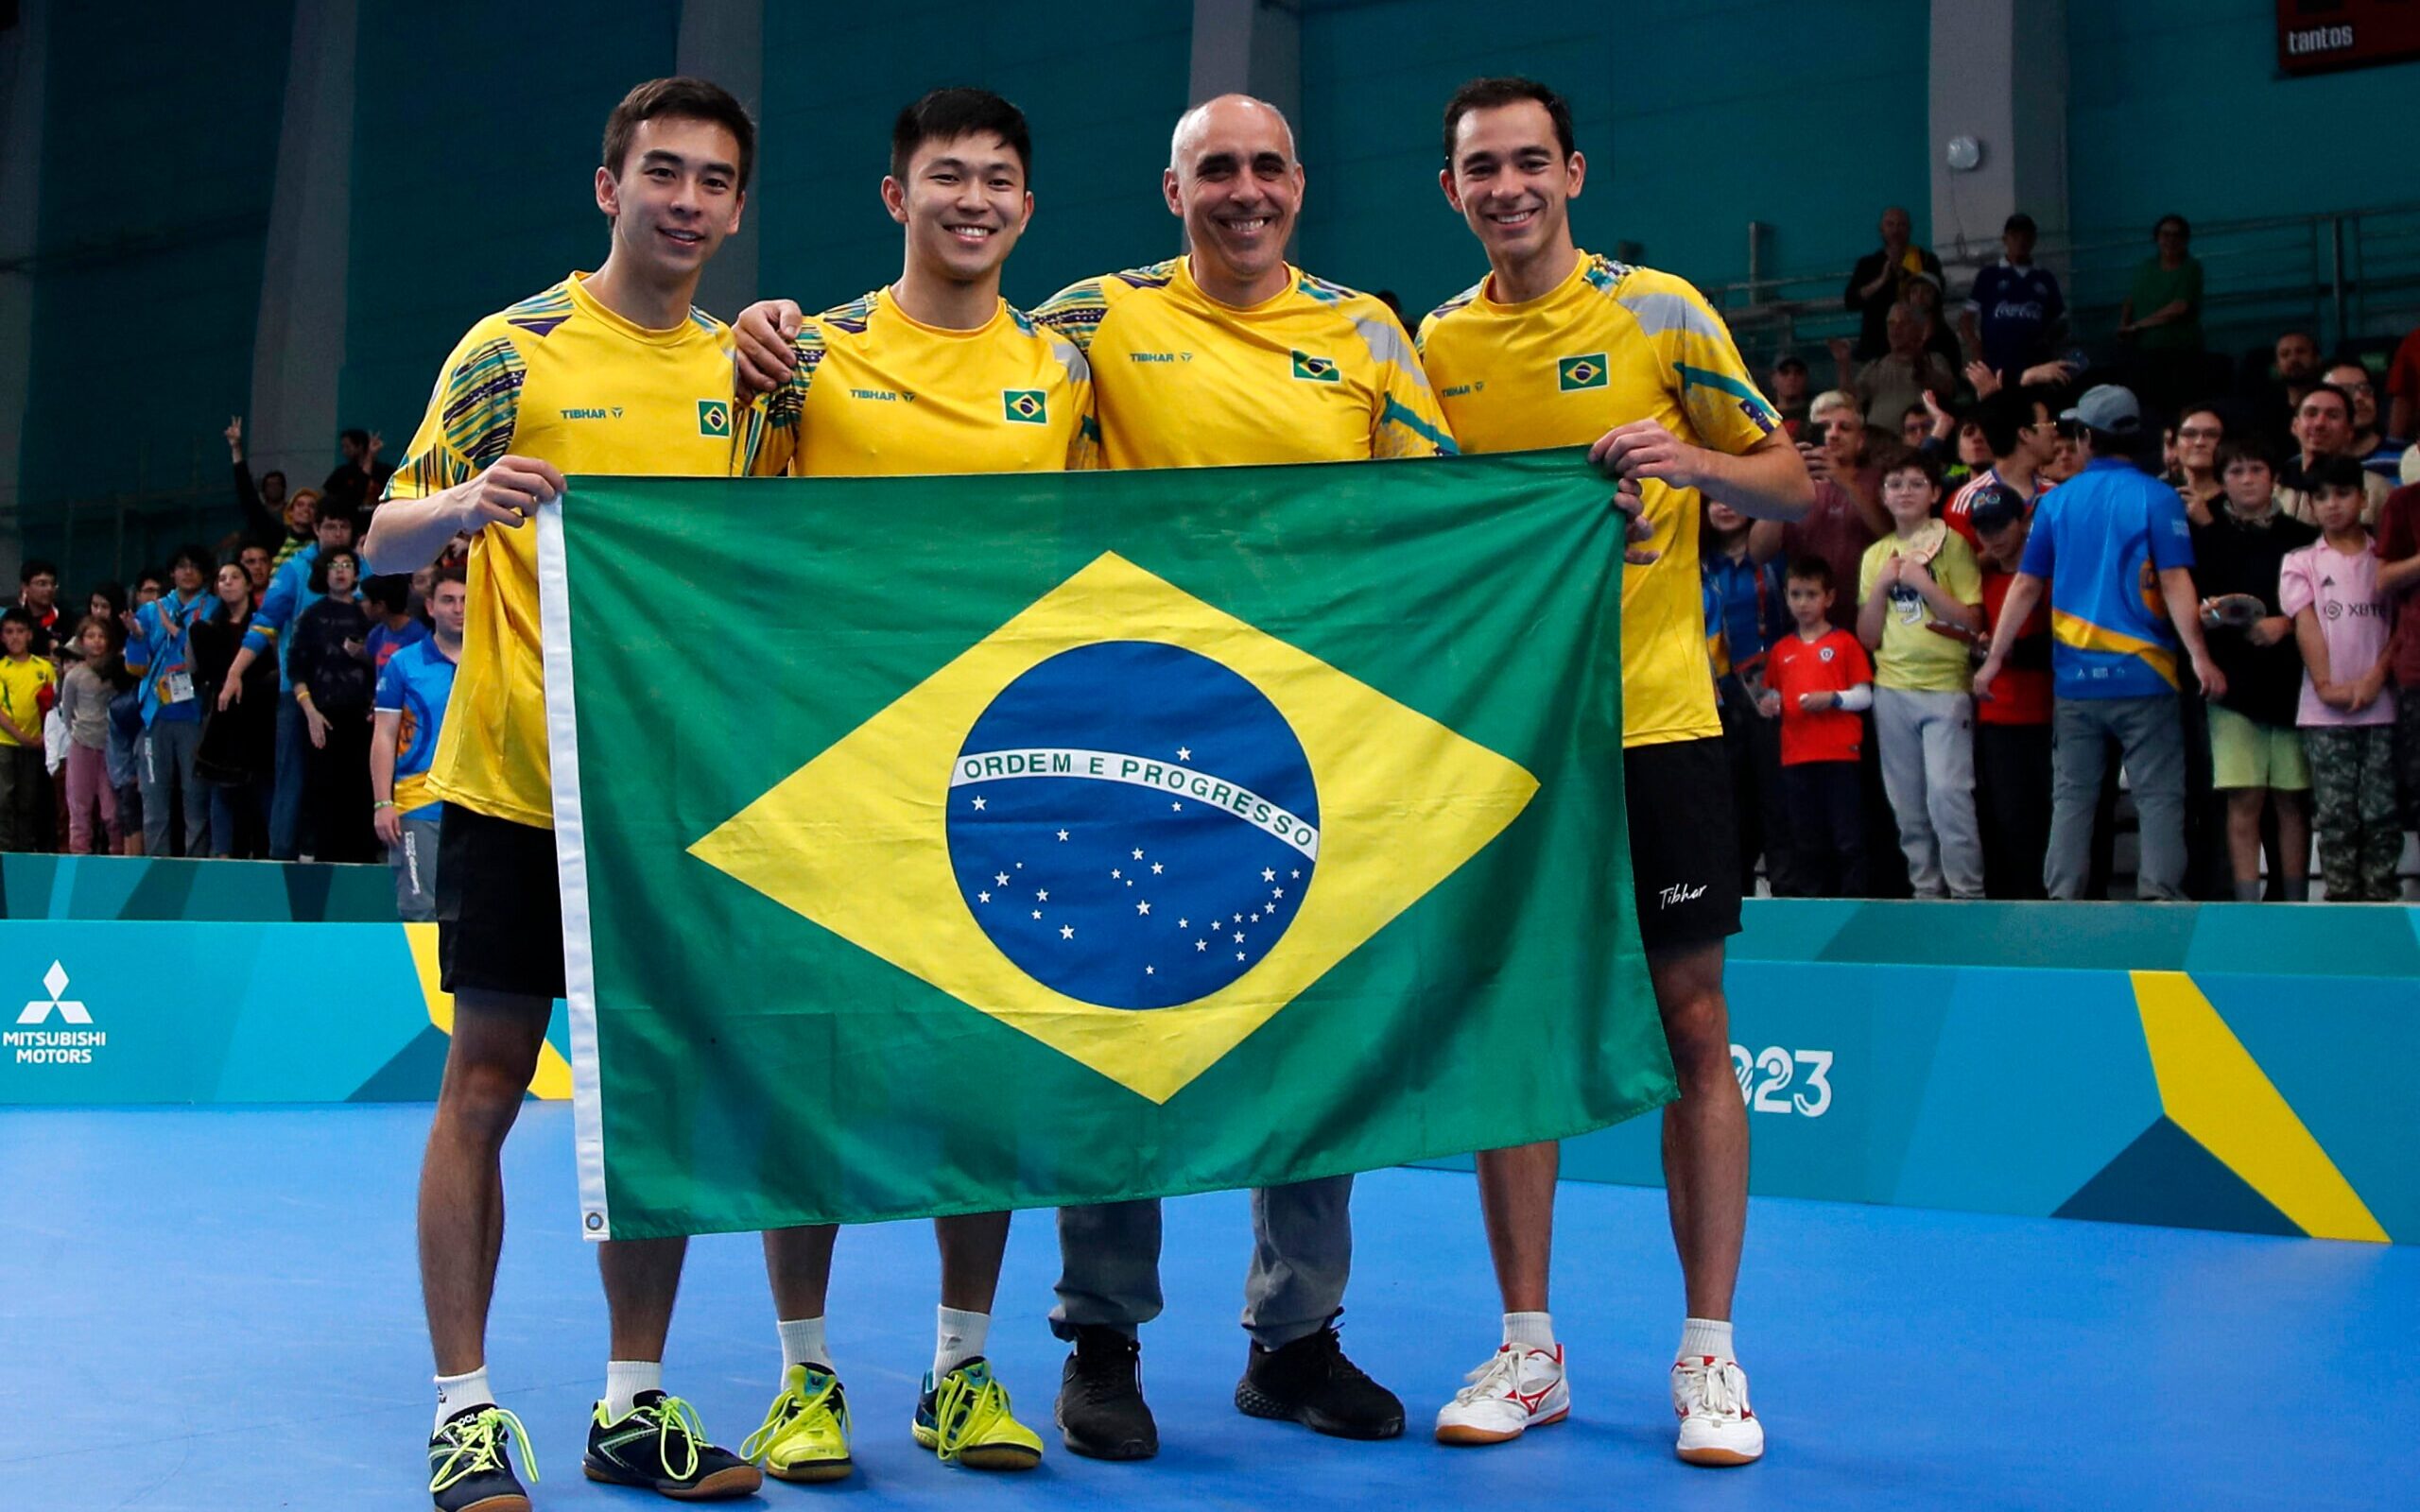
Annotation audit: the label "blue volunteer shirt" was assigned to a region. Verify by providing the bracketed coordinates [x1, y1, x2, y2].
[372, 637, 458, 820]
[1965, 260, 2066, 377]
[2019, 456, 2193, 699]
[242, 543, 324, 693]
[123, 588, 222, 727]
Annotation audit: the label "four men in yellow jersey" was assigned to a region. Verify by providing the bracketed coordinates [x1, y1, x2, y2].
[367, 78, 766, 1511]
[727, 89, 1089, 1484]
[1416, 77, 1811, 1467]
[386, 66, 1799, 1507]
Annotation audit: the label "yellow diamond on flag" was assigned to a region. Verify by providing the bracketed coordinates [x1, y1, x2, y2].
[689, 552, 1538, 1103]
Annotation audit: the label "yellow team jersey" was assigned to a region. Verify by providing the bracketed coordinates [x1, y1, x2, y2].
[1417, 252, 1780, 748]
[1032, 257, 1454, 468]
[748, 286, 1097, 477]
[382, 272, 749, 828]
[0, 655, 56, 747]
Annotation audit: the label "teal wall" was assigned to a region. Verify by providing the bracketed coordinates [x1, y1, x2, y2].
[338, 0, 683, 451]
[2068, 0, 2420, 239]
[753, 3, 1193, 314]
[17, 1, 294, 557]
[1294, 0, 1932, 318]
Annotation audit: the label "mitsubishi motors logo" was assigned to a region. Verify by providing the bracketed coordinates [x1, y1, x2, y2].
[7, 961, 104, 1065]
[18, 962, 89, 1025]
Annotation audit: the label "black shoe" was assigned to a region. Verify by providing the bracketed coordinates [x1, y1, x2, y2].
[1236, 1317, 1405, 1439]
[583, 1390, 763, 1501]
[428, 1404, 534, 1512]
[1055, 1325, 1159, 1460]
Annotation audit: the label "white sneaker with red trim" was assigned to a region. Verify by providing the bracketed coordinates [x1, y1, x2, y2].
[1433, 1344, 1569, 1445]
[1671, 1354, 1762, 1465]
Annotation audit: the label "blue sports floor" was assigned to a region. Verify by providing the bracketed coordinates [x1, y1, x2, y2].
[4, 1105, 2414, 1511]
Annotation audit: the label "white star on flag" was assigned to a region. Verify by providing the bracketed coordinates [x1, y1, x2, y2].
[1271, 886, 1284, 899]
[1196, 939, 1207, 951]
[1061, 925, 1075, 939]
[977, 891, 990, 902]
[1057, 830, 1069, 841]
[1137, 901, 1151, 915]
[1132, 848, 1144, 860]
[1112, 868, 1122, 879]
[994, 872, 1009, 885]
[971, 796, 985, 811]
[1178, 747, 1192, 761]
[1037, 889, 1049, 902]
[1262, 868, 1276, 882]
[1151, 863, 1164, 874]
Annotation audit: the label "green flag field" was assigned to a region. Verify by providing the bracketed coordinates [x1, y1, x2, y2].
[537, 452, 1670, 1240]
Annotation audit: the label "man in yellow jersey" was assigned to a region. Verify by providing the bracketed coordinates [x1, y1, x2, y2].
[723, 88, 1089, 1484]
[1414, 77, 1811, 1467]
[1037, 93, 1447, 1458]
[363, 78, 764, 1511]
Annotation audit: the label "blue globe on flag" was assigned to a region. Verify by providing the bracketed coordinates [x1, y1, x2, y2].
[945, 641, 1320, 1009]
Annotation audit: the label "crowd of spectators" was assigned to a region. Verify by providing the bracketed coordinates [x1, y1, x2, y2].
[1707, 205, 2420, 902]
[0, 417, 465, 921]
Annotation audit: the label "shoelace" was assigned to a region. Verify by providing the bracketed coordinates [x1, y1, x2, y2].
[1306, 1328, 1375, 1388]
[637, 1395, 707, 1482]
[1076, 1342, 1139, 1403]
[431, 1406, 538, 1494]
[1681, 1360, 1746, 1420]
[1453, 1348, 1528, 1406]
[931, 1367, 1011, 1463]
[740, 1372, 841, 1462]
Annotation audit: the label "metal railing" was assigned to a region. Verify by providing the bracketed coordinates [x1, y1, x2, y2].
[1713, 200, 2420, 379]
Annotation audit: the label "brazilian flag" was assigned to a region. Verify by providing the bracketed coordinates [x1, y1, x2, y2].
[540, 453, 1669, 1239]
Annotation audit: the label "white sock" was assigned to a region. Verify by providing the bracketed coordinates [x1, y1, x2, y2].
[604, 1359, 662, 1420]
[1678, 1317, 1735, 1363]
[777, 1315, 830, 1376]
[1502, 1311, 1556, 1350]
[434, 1366, 493, 1434]
[935, 1306, 990, 1378]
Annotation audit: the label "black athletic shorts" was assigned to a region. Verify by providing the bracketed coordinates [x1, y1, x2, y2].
[436, 806, 567, 1001]
[1624, 735, 1744, 955]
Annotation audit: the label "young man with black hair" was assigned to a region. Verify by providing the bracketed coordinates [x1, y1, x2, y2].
[1945, 385, 2057, 549]
[2278, 383, 2391, 525]
[219, 508, 356, 859]
[16, 558, 66, 655]
[361, 76, 764, 1510]
[123, 544, 221, 856]
[1978, 386, 2227, 899]
[730, 85, 1092, 1480]
[225, 415, 302, 555]
[320, 425, 395, 530]
[1416, 75, 1810, 1464]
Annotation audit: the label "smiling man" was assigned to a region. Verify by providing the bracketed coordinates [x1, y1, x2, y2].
[1017, 92, 1452, 1461]
[727, 87, 1094, 1482]
[1413, 76, 1809, 1467]
[362, 77, 763, 1511]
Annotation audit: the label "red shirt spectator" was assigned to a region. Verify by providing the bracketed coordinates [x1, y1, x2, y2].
[1767, 628, 1872, 764]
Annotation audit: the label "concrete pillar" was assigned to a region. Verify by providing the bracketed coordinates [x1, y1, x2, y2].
[0, 0, 51, 576]
[1188, 0, 1299, 123]
[248, 0, 359, 492]
[677, 0, 763, 322]
[1927, 0, 2068, 268]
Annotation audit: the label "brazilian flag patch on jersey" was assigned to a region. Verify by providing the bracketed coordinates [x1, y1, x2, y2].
[1557, 355, 1608, 392]
[1290, 352, 1340, 383]
[698, 400, 732, 437]
[1003, 389, 1047, 425]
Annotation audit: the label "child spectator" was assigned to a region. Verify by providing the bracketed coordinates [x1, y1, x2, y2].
[2282, 456, 2399, 900]
[1703, 501, 1797, 895]
[1759, 558, 1874, 896]
[0, 609, 59, 850]
[55, 616, 125, 854]
[123, 544, 222, 856]
[2194, 439, 2318, 901]
[2379, 480, 2420, 844]
[1858, 446, 1987, 898]
[1964, 484, 2056, 898]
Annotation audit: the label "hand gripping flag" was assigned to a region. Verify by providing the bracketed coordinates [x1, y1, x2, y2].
[540, 452, 1670, 1239]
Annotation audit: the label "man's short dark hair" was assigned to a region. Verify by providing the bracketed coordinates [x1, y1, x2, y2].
[133, 567, 166, 592]
[317, 511, 356, 540]
[169, 543, 212, 575]
[1874, 442, 1941, 489]
[2216, 437, 2278, 474]
[2302, 383, 2353, 421]
[1975, 386, 2049, 457]
[2004, 212, 2036, 236]
[2153, 213, 2190, 240]
[1785, 556, 1834, 592]
[339, 427, 370, 451]
[1442, 77, 1576, 166]
[260, 469, 286, 490]
[435, 563, 468, 588]
[363, 575, 411, 613]
[19, 558, 58, 585]
[603, 77, 757, 191]
[890, 88, 1031, 183]
[2304, 454, 2367, 494]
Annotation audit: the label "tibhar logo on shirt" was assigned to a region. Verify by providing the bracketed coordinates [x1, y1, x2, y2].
[7, 961, 104, 1066]
[1557, 354, 1608, 392]
[697, 400, 732, 437]
[1003, 389, 1048, 425]
[1290, 352, 1341, 383]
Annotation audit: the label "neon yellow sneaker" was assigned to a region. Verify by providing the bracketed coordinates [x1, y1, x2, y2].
[739, 1364, 853, 1483]
[912, 1358, 1043, 1470]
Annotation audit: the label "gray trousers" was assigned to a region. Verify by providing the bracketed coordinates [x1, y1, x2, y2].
[1874, 686, 1984, 899]
[1053, 1174, 1354, 1350]
[139, 719, 209, 856]
[390, 816, 441, 921]
[2048, 694, 2187, 900]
